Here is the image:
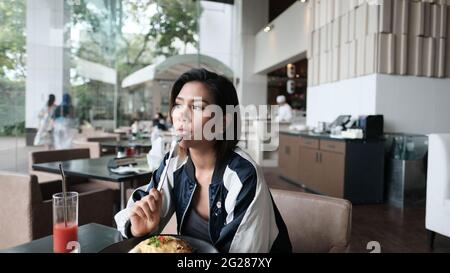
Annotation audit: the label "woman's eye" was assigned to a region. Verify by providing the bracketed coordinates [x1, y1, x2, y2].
[192, 105, 203, 111]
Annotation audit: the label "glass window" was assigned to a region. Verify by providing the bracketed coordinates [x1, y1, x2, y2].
[0, 0, 235, 171]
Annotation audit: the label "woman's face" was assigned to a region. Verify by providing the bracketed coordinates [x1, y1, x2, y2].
[171, 81, 216, 150]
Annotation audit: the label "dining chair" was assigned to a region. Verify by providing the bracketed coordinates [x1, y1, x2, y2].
[160, 188, 352, 253]
[29, 148, 121, 206]
[270, 189, 352, 253]
[29, 148, 91, 183]
[0, 171, 115, 250]
[73, 136, 118, 158]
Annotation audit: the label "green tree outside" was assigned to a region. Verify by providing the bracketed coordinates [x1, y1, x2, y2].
[0, 0, 202, 134]
[0, 0, 26, 136]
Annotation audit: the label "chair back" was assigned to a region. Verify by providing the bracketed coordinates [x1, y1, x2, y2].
[0, 172, 41, 249]
[270, 189, 352, 253]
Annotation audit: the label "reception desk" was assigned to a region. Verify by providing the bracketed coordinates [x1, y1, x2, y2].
[278, 130, 385, 204]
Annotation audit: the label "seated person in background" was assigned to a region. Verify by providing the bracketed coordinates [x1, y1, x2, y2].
[114, 68, 292, 253]
[152, 112, 168, 131]
[131, 116, 145, 138]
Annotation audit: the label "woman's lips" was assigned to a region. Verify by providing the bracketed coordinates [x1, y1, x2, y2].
[176, 129, 190, 137]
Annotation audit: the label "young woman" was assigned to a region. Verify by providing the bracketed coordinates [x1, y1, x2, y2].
[115, 68, 292, 253]
[33, 94, 57, 149]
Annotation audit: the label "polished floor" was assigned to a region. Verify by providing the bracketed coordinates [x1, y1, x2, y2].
[263, 167, 450, 253]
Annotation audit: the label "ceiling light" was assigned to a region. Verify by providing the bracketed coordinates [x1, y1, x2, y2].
[264, 24, 274, 32]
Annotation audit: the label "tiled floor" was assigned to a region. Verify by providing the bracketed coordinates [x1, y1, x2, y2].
[263, 167, 450, 253]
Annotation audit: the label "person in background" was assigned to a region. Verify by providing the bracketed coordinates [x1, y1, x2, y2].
[53, 93, 76, 149]
[33, 94, 57, 149]
[130, 113, 145, 140]
[131, 118, 140, 136]
[275, 95, 293, 122]
[152, 112, 168, 131]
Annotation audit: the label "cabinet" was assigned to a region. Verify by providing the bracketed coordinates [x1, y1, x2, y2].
[279, 134, 301, 182]
[279, 132, 384, 204]
[298, 143, 345, 198]
[320, 150, 345, 198]
[298, 147, 320, 188]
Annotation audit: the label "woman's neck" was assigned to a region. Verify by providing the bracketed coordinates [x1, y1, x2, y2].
[189, 145, 216, 172]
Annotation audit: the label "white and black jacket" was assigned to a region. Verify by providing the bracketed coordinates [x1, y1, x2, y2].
[114, 147, 292, 253]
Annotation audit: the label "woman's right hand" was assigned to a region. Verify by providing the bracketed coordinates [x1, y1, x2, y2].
[129, 188, 163, 237]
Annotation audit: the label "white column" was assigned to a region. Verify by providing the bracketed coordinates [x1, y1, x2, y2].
[232, 0, 268, 106]
[25, 0, 70, 129]
[146, 81, 162, 117]
[198, 1, 234, 68]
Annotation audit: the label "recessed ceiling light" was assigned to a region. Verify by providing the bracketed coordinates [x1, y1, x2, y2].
[264, 24, 274, 32]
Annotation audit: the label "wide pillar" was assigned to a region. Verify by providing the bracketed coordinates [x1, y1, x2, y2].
[232, 0, 268, 106]
[25, 0, 70, 144]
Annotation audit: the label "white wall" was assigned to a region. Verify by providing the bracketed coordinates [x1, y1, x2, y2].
[232, 0, 268, 106]
[307, 73, 450, 134]
[376, 75, 450, 134]
[25, 0, 70, 128]
[253, 1, 311, 74]
[306, 74, 378, 126]
[199, 1, 234, 68]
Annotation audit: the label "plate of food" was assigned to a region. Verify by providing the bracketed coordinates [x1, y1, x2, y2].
[100, 235, 219, 253]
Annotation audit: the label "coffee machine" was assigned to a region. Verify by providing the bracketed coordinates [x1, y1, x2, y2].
[356, 115, 384, 139]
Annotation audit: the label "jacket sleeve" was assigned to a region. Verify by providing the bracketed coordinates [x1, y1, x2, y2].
[214, 167, 281, 253]
[114, 153, 175, 238]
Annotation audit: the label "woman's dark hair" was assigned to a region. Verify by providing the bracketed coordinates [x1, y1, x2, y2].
[62, 93, 72, 106]
[47, 94, 56, 107]
[53, 93, 74, 119]
[169, 68, 241, 161]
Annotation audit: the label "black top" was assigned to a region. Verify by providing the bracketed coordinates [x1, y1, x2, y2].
[181, 208, 211, 243]
[279, 130, 385, 143]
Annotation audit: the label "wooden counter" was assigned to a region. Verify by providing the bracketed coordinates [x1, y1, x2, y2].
[278, 130, 385, 204]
